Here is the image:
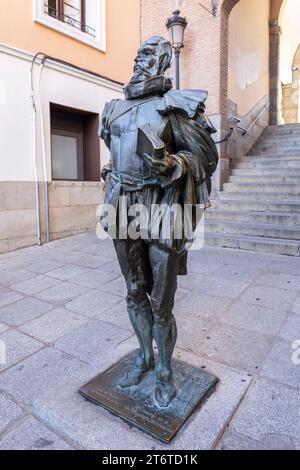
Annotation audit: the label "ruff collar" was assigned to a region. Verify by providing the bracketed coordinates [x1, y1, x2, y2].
[123, 76, 173, 100]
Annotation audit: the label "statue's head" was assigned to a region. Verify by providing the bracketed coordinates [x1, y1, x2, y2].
[132, 36, 172, 82]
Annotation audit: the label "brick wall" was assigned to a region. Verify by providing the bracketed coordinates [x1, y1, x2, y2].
[141, 0, 239, 117]
[141, 0, 271, 190]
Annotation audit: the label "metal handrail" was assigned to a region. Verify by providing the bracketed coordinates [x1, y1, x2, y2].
[236, 102, 270, 136]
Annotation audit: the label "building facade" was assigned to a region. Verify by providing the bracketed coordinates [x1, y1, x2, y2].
[142, 0, 300, 188]
[1, 0, 300, 254]
[0, 0, 140, 253]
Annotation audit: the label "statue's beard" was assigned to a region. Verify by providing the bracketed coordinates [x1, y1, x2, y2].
[128, 65, 158, 84]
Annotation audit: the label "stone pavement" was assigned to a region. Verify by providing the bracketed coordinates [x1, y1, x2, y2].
[0, 232, 299, 450]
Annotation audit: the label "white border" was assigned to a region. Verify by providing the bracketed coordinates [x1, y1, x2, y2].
[33, 0, 106, 52]
[0, 42, 122, 92]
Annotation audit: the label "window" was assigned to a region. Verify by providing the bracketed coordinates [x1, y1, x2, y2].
[50, 104, 100, 182]
[44, 0, 95, 37]
[34, 0, 106, 51]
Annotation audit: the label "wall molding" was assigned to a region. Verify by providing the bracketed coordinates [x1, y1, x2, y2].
[0, 42, 123, 93]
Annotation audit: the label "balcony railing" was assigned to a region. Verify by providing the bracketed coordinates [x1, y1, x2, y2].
[44, 2, 96, 38]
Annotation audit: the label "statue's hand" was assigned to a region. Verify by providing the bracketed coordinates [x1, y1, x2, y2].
[142, 152, 176, 176]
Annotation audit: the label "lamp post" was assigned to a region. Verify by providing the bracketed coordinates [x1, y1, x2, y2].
[166, 10, 187, 90]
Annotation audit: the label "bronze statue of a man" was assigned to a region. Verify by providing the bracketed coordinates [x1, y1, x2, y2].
[100, 36, 218, 408]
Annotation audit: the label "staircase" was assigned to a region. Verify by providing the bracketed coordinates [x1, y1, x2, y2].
[205, 124, 300, 256]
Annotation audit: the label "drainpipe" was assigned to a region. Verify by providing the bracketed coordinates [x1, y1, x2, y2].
[30, 53, 44, 246]
[31, 96, 41, 246]
[36, 55, 50, 244]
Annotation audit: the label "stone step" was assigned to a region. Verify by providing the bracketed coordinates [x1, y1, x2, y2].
[234, 154, 300, 161]
[204, 233, 300, 257]
[231, 168, 300, 176]
[255, 134, 300, 142]
[252, 149, 300, 156]
[223, 182, 300, 194]
[205, 209, 300, 225]
[217, 191, 300, 201]
[254, 140, 300, 146]
[211, 199, 300, 213]
[252, 148, 300, 155]
[205, 219, 300, 240]
[265, 125, 300, 134]
[250, 149, 300, 157]
[232, 160, 300, 169]
[228, 174, 300, 183]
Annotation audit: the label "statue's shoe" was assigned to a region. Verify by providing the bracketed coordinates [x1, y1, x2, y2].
[119, 359, 155, 389]
[154, 370, 176, 408]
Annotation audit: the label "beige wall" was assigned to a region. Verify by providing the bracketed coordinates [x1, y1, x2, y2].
[0, 0, 140, 84]
[228, 0, 270, 117]
[279, 0, 300, 85]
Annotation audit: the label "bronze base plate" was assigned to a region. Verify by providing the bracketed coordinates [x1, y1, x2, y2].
[79, 350, 218, 443]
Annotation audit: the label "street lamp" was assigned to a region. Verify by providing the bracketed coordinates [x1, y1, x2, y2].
[166, 10, 187, 90]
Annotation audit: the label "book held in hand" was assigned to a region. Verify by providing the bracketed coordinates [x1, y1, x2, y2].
[137, 123, 165, 159]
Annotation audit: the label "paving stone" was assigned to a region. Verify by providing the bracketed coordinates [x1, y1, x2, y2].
[0, 269, 36, 287]
[176, 315, 213, 353]
[11, 275, 61, 295]
[254, 272, 300, 292]
[96, 301, 132, 331]
[0, 330, 43, 372]
[210, 263, 262, 284]
[1, 234, 300, 450]
[34, 282, 90, 305]
[197, 276, 249, 300]
[33, 349, 251, 450]
[174, 292, 232, 320]
[35, 247, 76, 262]
[186, 257, 222, 276]
[238, 285, 297, 311]
[0, 347, 88, 405]
[221, 299, 287, 336]
[260, 339, 300, 389]
[0, 416, 73, 450]
[279, 315, 300, 342]
[177, 273, 207, 291]
[0, 253, 36, 271]
[0, 297, 53, 327]
[0, 323, 9, 334]
[175, 288, 189, 302]
[218, 431, 265, 450]
[291, 297, 300, 314]
[71, 269, 120, 289]
[0, 288, 23, 308]
[98, 276, 127, 298]
[62, 252, 108, 269]
[294, 439, 300, 450]
[261, 433, 295, 450]
[75, 242, 115, 260]
[66, 289, 122, 318]
[47, 265, 91, 281]
[26, 259, 64, 275]
[265, 259, 300, 277]
[55, 319, 132, 364]
[0, 391, 23, 434]
[20, 308, 89, 343]
[197, 322, 272, 372]
[96, 260, 122, 276]
[231, 377, 300, 443]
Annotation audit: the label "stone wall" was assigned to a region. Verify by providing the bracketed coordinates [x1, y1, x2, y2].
[0, 181, 104, 254]
[227, 95, 270, 159]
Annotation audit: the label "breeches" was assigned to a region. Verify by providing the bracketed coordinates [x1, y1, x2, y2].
[113, 239, 180, 319]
